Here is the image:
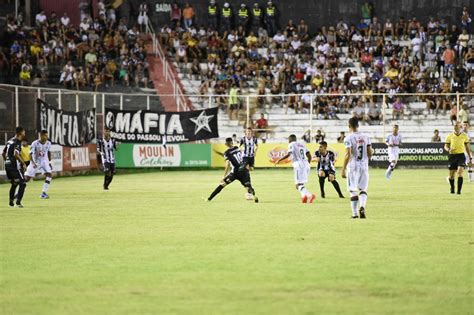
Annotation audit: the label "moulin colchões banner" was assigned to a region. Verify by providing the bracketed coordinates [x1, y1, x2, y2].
[104, 107, 219, 143]
[37, 99, 96, 147]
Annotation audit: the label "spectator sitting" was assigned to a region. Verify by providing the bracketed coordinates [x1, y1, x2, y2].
[255, 113, 268, 139]
[337, 132, 345, 143]
[366, 103, 382, 125]
[392, 97, 405, 120]
[314, 129, 325, 143]
[431, 129, 441, 142]
[302, 130, 311, 143]
[352, 100, 365, 121]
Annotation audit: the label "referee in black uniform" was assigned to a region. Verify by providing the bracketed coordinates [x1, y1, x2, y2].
[2, 127, 27, 207]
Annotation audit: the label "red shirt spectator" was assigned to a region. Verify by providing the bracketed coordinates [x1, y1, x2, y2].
[256, 113, 268, 129]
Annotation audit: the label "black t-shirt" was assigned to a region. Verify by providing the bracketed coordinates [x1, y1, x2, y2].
[224, 146, 244, 172]
[3, 137, 21, 170]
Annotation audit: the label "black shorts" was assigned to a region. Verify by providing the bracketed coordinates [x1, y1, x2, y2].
[103, 162, 116, 174]
[243, 156, 255, 168]
[223, 169, 251, 187]
[318, 169, 336, 178]
[6, 168, 25, 183]
[448, 154, 466, 170]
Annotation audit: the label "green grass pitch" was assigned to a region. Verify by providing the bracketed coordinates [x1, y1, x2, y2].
[0, 169, 472, 314]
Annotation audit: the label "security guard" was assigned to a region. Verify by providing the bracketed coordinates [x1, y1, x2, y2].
[207, 0, 219, 30]
[251, 3, 263, 33]
[221, 2, 233, 34]
[265, 0, 277, 36]
[238, 3, 249, 29]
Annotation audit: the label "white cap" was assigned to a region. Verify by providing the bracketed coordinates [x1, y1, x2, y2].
[224, 3, 230, 7]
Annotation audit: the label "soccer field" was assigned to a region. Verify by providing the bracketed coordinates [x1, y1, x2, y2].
[0, 169, 472, 314]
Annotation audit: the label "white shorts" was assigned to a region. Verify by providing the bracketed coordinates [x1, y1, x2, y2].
[293, 162, 310, 184]
[347, 167, 369, 192]
[25, 160, 52, 178]
[138, 14, 148, 25]
[388, 146, 400, 162]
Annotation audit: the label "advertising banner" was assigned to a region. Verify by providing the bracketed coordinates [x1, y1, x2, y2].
[37, 99, 96, 147]
[370, 143, 449, 167]
[211, 143, 346, 168]
[104, 107, 219, 143]
[115, 143, 211, 168]
[63, 144, 98, 171]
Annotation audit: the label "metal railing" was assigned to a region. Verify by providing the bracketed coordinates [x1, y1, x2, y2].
[145, 19, 188, 112]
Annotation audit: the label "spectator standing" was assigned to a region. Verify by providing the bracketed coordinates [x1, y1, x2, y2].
[265, 1, 277, 36]
[392, 97, 405, 120]
[228, 84, 239, 120]
[461, 6, 472, 31]
[238, 4, 249, 30]
[207, 0, 219, 30]
[221, 3, 233, 35]
[138, 2, 149, 32]
[361, 1, 373, 25]
[251, 3, 263, 34]
[182, 3, 195, 30]
[170, 3, 182, 28]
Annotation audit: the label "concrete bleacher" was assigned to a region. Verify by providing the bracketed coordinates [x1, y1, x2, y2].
[216, 107, 457, 143]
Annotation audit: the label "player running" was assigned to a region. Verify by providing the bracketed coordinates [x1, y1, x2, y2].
[97, 127, 118, 190]
[240, 127, 258, 170]
[275, 134, 315, 203]
[208, 137, 259, 202]
[24, 130, 53, 199]
[2, 127, 27, 208]
[342, 117, 373, 219]
[444, 122, 472, 194]
[463, 121, 473, 182]
[314, 141, 344, 198]
[385, 124, 402, 180]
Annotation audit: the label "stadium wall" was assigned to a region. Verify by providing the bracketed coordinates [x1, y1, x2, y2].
[148, 0, 464, 32]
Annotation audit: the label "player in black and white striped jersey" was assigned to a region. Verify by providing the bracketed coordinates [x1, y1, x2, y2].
[97, 128, 118, 190]
[239, 128, 258, 170]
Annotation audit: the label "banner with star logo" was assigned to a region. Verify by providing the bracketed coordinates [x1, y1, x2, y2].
[104, 107, 219, 143]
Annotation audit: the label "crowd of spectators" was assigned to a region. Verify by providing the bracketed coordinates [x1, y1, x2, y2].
[1, 1, 152, 91]
[159, 1, 473, 122]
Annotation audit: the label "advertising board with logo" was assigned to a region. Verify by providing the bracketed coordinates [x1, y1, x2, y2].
[211, 143, 346, 168]
[63, 144, 98, 171]
[115, 143, 211, 168]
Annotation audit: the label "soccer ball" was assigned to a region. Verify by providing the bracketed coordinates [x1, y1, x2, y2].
[245, 193, 254, 200]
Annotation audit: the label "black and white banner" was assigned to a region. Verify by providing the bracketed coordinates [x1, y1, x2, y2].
[370, 143, 449, 167]
[37, 99, 96, 147]
[104, 107, 219, 143]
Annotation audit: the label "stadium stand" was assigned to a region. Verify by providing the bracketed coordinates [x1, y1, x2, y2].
[156, 2, 473, 142]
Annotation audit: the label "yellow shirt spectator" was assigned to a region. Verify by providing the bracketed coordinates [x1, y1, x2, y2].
[30, 44, 42, 56]
[312, 76, 323, 87]
[385, 68, 399, 80]
[246, 35, 258, 46]
[445, 132, 470, 154]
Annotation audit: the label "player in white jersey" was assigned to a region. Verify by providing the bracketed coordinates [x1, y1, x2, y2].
[342, 118, 373, 219]
[463, 121, 473, 182]
[24, 130, 53, 199]
[275, 134, 315, 203]
[385, 124, 402, 180]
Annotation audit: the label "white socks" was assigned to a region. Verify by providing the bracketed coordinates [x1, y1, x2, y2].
[359, 191, 367, 208]
[350, 192, 358, 216]
[42, 177, 52, 193]
[298, 185, 311, 197]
